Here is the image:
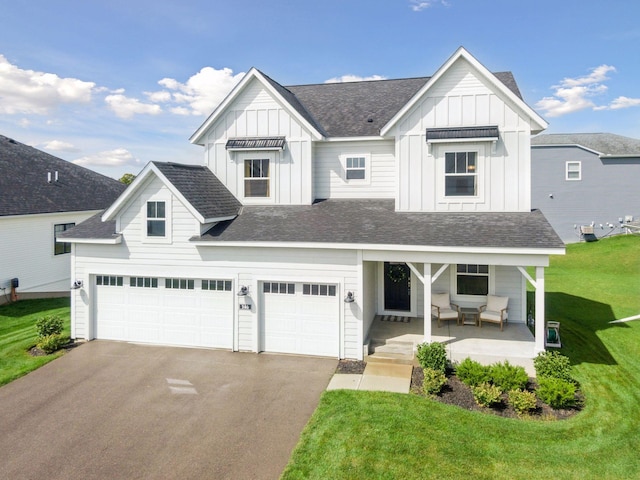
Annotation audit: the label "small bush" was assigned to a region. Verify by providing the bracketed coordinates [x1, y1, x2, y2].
[422, 367, 447, 396]
[456, 358, 490, 387]
[490, 361, 529, 392]
[534, 351, 574, 384]
[416, 342, 447, 373]
[35, 315, 64, 337]
[37, 334, 68, 354]
[536, 377, 576, 409]
[472, 382, 502, 407]
[508, 389, 538, 416]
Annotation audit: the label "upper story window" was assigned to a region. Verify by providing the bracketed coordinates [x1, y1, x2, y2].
[146, 201, 166, 237]
[445, 152, 477, 196]
[54, 223, 75, 255]
[244, 159, 270, 197]
[566, 161, 581, 181]
[456, 264, 489, 296]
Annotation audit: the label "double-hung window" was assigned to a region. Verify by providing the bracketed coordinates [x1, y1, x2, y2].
[54, 223, 74, 255]
[345, 156, 366, 180]
[146, 201, 165, 237]
[445, 152, 477, 196]
[566, 161, 581, 181]
[244, 159, 270, 197]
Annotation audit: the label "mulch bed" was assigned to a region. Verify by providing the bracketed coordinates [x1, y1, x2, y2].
[28, 339, 79, 357]
[334, 360, 582, 420]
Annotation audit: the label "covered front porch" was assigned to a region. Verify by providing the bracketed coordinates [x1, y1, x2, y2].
[366, 315, 537, 375]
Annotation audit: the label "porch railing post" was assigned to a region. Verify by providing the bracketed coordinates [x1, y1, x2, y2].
[424, 263, 432, 343]
[534, 266, 545, 353]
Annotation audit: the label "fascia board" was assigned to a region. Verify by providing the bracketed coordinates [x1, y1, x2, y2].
[323, 136, 389, 142]
[531, 143, 603, 156]
[62, 236, 122, 244]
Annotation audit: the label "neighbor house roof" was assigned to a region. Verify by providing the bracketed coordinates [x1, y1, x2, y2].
[531, 133, 640, 157]
[0, 134, 126, 217]
[192, 200, 564, 251]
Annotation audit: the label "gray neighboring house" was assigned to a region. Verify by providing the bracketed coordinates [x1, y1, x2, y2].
[0, 134, 126, 304]
[531, 133, 640, 243]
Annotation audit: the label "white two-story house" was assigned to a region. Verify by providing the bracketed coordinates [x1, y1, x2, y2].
[62, 48, 564, 361]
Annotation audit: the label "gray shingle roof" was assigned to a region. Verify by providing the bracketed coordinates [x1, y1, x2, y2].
[195, 200, 564, 250]
[58, 211, 118, 240]
[268, 72, 521, 138]
[531, 133, 640, 157]
[153, 162, 241, 220]
[0, 134, 126, 217]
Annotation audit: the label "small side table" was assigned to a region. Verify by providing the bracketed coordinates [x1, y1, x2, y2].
[459, 307, 479, 326]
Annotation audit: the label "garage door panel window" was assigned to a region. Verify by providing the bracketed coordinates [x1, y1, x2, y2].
[202, 279, 232, 291]
[303, 283, 337, 296]
[263, 282, 295, 294]
[96, 275, 123, 286]
[166, 278, 195, 290]
[130, 277, 158, 288]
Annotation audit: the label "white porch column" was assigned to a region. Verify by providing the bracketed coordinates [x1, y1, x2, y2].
[534, 266, 545, 353]
[424, 263, 432, 343]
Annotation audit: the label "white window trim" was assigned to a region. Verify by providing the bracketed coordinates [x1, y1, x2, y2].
[565, 161, 582, 181]
[142, 195, 172, 244]
[238, 152, 276, 204]
[340, 153, 371, 184]
[436, 143, 485, 205]
[450, 264, 495, 305]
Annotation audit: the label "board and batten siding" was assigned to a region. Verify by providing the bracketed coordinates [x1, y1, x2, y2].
[313, 140, 396, 199]
[532, 146, 640, 243]
[393, 58, 533, 213]
[0, 211, 97, 299]
[203, 78, 314, 205]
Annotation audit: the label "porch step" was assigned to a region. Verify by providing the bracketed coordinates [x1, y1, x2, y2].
[365, 352, 416, 365]
[366, 340, 415, 365]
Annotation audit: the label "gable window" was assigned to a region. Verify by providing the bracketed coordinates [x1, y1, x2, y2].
[244, 159, 270, 197]
[456, 264, 489, 296]
[146, 201, 166, 237]
[54, 223, 74, 255]
[445, 152, 477, 196]
[566, 161, 581, 181]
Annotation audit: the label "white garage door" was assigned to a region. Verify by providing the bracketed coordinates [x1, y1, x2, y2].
[261, 281, 339, 357]
[94, 275, 233, 349]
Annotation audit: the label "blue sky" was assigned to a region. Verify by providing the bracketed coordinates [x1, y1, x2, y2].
[1, 0, 639, 179]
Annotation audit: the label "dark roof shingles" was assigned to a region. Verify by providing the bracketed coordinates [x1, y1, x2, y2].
[0, 135, 126, 217]
[532, 133, 640, 157]
[58, 211, 118, 240]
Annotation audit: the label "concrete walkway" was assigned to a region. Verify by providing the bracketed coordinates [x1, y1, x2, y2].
[326, 362, 413, 394]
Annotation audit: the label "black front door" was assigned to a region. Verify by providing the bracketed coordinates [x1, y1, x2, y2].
[384, 262, 411, 311]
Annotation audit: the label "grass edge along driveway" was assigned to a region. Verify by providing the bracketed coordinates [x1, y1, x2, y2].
[0, 298, 71, 387]
[282, 235, 640, 480]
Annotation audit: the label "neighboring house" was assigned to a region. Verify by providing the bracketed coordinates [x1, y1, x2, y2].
[0, 135, 126, 305]
[61, 47, 564, 360]
[531, 133, 640, 243]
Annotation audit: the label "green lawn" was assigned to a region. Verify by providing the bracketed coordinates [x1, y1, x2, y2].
[0, 297, 71, 387]
[282, 235, 640, 480]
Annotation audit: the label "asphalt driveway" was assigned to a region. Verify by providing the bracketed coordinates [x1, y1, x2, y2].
[0, 341, 337, 479]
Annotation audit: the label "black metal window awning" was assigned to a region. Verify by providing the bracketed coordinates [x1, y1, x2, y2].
[426, 126, 499, 142]
[225, 137, 286, 151]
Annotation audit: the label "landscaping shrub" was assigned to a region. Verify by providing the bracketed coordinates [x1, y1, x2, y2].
[36, 334, 68, 354]
[35, 315, 64, 337]
[490, 361, 529, 392]
[536, 377, 576, 409]
[508, 389, 538, 416]
[416, 342, 447, 373]
[533, 351, 575, 384]
[455, 358, 490, 387]
[422, 367, 447, 396]
[472, 382, 502, 407]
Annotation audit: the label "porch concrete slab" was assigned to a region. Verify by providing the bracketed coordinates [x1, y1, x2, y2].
[358, 374, 411, 394]
[363, 362, 413, 378]
[326, 374, 362, 391]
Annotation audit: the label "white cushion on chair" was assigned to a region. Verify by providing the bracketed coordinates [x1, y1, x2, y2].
[439, 309, 459, 320]
[432, 293, 451, 309]
[486, 295, 508, 312]
[480, 310, 502, 322]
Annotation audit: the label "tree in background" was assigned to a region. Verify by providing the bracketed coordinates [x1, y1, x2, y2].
[119, 173, 136, 185]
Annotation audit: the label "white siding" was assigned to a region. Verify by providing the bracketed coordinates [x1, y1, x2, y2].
[313, 140, 396, 199]
[394, 58, 533, 212]
[494, 266, 525, 323]
[204, 78, 314, 205]
[0, 211, 98, 296]
[362, 261, 378, 341]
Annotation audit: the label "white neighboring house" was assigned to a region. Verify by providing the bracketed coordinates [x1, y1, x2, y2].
[61, 47, 564, 360]
[0, 135, 125, 305]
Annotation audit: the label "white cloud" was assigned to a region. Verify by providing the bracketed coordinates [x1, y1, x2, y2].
[600, 96, 640, 110]
[42, 140, 79, 153]
[104, 93, 162, 119]
[73, 148, 141, 168]
[536, 65, 616, 117]
[145, 90, 171, 102]
[0, 54, 95, 115]
[409, 0, 449, 12]
[324, 74, 387, 84]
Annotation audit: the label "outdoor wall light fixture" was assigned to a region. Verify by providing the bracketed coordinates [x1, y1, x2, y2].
[71, 280, 83, 290]
[344, 291, 355, 303]
[237, 285, 249, 296]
